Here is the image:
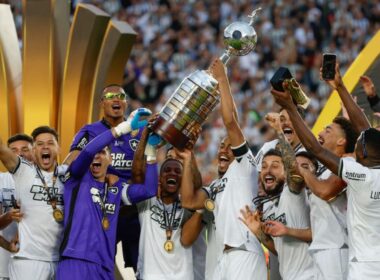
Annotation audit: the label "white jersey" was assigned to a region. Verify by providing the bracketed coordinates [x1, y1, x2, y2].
[202, 210, 223, 280]
[0, 172, 18, 278]
[309, 168, 348, 251]
[204, 143, 263, 255]
[192, 226, 206, 280]
[256, 140, 305, 172]
[137, 197, 193, 280]
[339, 158, 380, 262]
[262, 185, 314, 280]
[11, 158, 65, 262]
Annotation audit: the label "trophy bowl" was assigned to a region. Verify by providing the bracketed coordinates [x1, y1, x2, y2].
[151, 8, 261, 150]
[223, 21, 257, 57]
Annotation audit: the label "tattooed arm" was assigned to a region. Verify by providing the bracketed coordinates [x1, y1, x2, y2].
[266, 114, 305, 193]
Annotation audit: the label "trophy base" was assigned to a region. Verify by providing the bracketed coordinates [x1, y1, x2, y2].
[151, 116, 190, 150]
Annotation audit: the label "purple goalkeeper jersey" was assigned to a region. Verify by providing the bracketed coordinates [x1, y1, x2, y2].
[70, 118, 143, 179]
[61, 130, 158, 272]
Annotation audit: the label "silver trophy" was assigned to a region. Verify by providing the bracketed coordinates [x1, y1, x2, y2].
[152, 8, 261, 149]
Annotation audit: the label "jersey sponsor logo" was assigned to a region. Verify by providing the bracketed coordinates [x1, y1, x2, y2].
[30, 185, 64, 205]
[370, 191, 380, 200]
[129, 139, 139, 151]
[262, 212, 287, 225]
[150, 205, 181, 230]
[111, 153, 132, 169]
[114, 140, 124, 147]
[76, 136, 88, 150]
[90, 187, 117, 214]
[109, 187, 118, 195]
[345, 171, 366, 181]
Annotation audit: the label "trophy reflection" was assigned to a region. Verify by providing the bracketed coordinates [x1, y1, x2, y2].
[152, 8, 261, 149]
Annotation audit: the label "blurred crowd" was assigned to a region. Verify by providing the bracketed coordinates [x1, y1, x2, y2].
[7, 0, 380, 184]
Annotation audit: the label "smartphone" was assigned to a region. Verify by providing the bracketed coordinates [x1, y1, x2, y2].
[322, 53, 336, 80]
[11, 195, 19, 209]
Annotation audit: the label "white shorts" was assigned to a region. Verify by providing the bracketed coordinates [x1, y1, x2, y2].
[312, 248, 348, 280]
[9, 258, 57, 280]
[348, 260, 380, 280]
[213, 249, 267, 280]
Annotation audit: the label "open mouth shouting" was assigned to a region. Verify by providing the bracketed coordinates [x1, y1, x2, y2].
[166, 178, 177, 187]
[282, 127, 294, 142]
[263, 174, 276, 189]
[111, 103, 121, 112]
[218, 153, 231, 170]
[91, 161, 102, 173]
[41, 152, 51, 165]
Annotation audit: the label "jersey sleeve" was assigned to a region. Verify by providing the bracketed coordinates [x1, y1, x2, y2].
[338, 157, 372, 192]
[70, 126, 90, 151]
[231, 142, 257, 175]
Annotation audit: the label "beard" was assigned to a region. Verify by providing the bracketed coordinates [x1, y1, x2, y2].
[264, 179, 285, 196]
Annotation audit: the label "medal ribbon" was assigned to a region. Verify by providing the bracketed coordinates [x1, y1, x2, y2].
[159, 199, 178, 241]
[36, 165, 59, 210]
[98, 182, 109, 221]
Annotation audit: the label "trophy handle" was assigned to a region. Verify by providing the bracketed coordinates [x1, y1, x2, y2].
[248, 7, 262, 26]
[219, 49, 232, 65]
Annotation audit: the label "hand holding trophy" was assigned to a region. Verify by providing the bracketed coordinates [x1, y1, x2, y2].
[151, 8, 261, 149]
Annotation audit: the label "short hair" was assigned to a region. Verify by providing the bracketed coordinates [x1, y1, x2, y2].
[363, 128, 380, 158]
[160, 158, 183, 175]
[295, 151, 319, 172]
[102, 84, 125, 94]
[279, 106, 305, 119]
[7, 133, 33, 146]
[262, 148, 283, 161]
[333, 116, 358, 153]
[31, 126, 59, 142]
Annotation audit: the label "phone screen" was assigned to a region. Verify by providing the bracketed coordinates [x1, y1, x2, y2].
[322, 54, 336, 80]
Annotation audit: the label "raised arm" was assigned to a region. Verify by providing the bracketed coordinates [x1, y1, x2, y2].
[131, 127, 149, 183]
[123, 162, 158, 204]
[209, 58, 244, 147]
[322, 63, 370, 133]
[265, 113, 305, 193]
[271, 88, 340, 175]
[299, 168, 346, 201]
[181, 211, 204, 247]
[176, 148, 207, 210]
[69, 129, 117, 178]
[0, 138, 19, 172]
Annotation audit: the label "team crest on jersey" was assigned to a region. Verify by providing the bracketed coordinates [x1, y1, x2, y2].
[108, 187, 118, 195]
[129, 139, 139, 151]
[150, 204, 181, 230]
[131, 129, 139, 137]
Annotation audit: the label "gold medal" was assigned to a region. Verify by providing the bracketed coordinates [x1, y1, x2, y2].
[53, 208, 64, 223]
[204, 199, 215, 211]
[164, 240, 174, 252]
[102, 216, 110, 230]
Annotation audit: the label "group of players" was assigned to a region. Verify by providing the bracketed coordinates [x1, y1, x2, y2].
[0, 57, 379, 280]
